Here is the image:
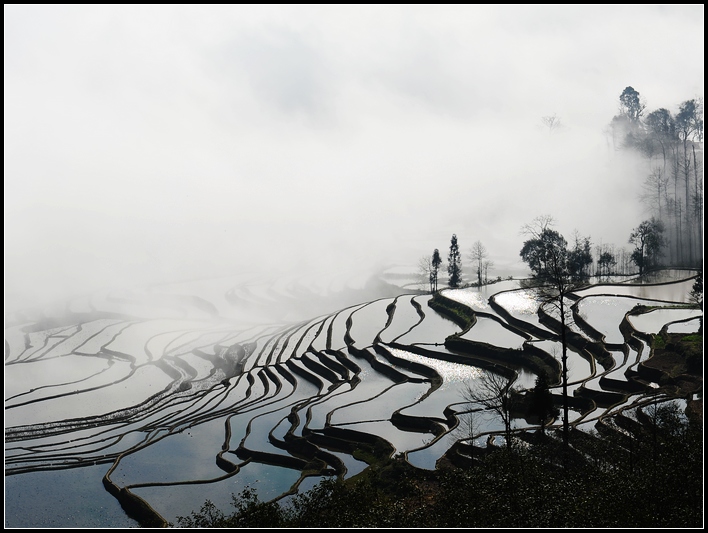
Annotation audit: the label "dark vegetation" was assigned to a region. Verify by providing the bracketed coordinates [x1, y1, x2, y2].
[427, 292, 476, 331]
[645, 330, 703, 391]
[175, 394, 702, 527]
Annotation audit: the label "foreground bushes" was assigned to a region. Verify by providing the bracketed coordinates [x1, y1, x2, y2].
[174, 404, 703, 528]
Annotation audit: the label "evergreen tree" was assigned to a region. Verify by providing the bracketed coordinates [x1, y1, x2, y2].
[447, 234, 462, 288]
[431, 249, 442, 293]
[527, 374, 559, 436]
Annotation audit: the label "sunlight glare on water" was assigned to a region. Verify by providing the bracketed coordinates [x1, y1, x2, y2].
[386, 347, 482, 383]
[441, 288, 489, 310]
[493, 289, 539, 315]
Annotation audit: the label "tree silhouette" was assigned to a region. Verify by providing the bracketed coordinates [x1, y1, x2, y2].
[447, 234, 462, 288]
[469, 240, 488, 287]
[597, 250, 617, 279]
[432, 249, 442, 293]
[519, 215, 582, 449]
[689, 269, 702, 334]
[419, 256, 434, 293]
[629, 218, 666, 277]
[527, 374, 559, 436]
[463, 369, 517, 451]
[619, 86, 645, 124]
[541, 114, 562, 133]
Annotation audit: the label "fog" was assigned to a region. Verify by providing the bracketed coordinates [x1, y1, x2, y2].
[4, 5, 704, 311]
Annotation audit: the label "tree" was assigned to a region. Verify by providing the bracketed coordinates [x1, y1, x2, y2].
[463, 369, 517, 451]
[597, 250, 617, 278]
[419, 256, 434, 293]
[469, 240, 488, 288]
[689, 269, 702, 334]
[629, 218, 666, 277]
[519, 215, 580, 449]
[641, 167, 670, 220]
[451, 409, 482, 446]
[619, 86, 646, 124]
[644, 108, 675, 171]
[609, 86, 647, 151]
[676, 99, 701, 264]
[447, 234, 462, 288]
[482, 259, 494, 285]
[432, 249, 442, 293]
[567, 232, 593, 281]
[689, 269, 703, 308]
[541, 114, 561, 133]
[526, 374, 559, 436]
[519, 227, 568, 279]
[691, 144, 703, 261]
[420, 249, 443, 293]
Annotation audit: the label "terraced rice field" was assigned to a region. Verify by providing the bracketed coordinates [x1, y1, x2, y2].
[4, 268, 701, 527]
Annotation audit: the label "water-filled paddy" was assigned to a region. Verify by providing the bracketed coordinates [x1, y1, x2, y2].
[667, 317, 702, 333]
[627, 307, 703, 334]
[4, 465, 141, 528]
[460, 316, 527, 348]
[4, 268, 701, 527]
[395, 296, 462, 344]
[576, 296, 668, 344]
[347, 298, 394, 348]
[378, 295, 423, 343]
[574, 276, 696, 302]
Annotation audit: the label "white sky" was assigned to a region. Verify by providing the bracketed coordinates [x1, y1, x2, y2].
[4, 5, 705, 309]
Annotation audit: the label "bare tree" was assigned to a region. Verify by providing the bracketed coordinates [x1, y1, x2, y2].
[450, 409, 482, 446]
[469, 240, 488, 287]
[420, 249, 443, 293]
[418, 256, 433, 293]
[541, 114, 562, 133]
[482, 259, 494, 284]
[462, 369, 517, 451]
[676, 99, 698, 264]
[692, 145, 703, 261]
[520, 214, 555, 238]
[641, 167, 670, 220]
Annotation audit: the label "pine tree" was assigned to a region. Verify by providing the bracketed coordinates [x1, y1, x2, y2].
[431, 249, 442, 293]
[447, 234, 462, 288]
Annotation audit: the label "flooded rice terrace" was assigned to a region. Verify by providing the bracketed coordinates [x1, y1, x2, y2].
[4, 267, 701, 527]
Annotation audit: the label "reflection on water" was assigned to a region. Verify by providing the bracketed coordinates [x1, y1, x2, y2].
[386, 347, 482, 383]
[379, 295, 422, 343]
[131, 462, 302, 525]
[493, 289, 539, 315]
[5, 466, 141, 528]
[460, 317, 526, 348]
[667, 317, 701, 334]
[628, 308, 703, 334]
[574, 275, 696, 303]
[4, 268, 701, 527]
